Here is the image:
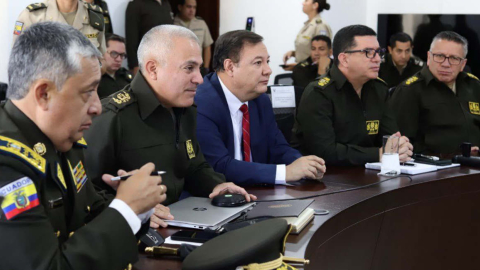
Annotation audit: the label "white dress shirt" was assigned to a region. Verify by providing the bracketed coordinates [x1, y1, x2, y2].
[109, 199, 154, 234]
[218, 77, 286, 184]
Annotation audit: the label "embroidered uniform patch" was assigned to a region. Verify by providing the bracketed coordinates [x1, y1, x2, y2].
[366, 120, 380, 135]
[186, 140, 195, 159]
[0, 177, 40, 220]
[14, 21, 24, 36]
[469, 102, 480, 115]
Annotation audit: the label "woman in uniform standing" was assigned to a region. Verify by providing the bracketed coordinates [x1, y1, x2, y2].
[283, 0, 332, 70]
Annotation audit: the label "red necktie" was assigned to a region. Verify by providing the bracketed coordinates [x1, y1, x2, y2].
[240, 104, 251, 162]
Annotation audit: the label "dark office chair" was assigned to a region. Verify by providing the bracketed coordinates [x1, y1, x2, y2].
[266, 85, 305, 142]
[0, 83, 7, 102]
[274, 73, 293, 85]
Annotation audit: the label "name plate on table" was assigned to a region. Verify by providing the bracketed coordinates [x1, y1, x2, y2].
[271, 86, 296, 108]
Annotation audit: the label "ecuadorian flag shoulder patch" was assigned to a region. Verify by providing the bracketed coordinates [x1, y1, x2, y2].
[0, 177, 40, 220]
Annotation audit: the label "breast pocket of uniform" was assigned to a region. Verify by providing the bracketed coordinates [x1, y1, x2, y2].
[423, 101, 459, 127]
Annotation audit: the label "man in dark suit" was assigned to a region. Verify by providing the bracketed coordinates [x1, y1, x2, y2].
[195, 30, 326, 186]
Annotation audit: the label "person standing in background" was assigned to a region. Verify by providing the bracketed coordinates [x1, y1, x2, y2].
[292, 35, 332, 88]
[125, 0, 174, 76]
[13, 0, 106, 54]
[174, 0, 214, 76]
[283, 0, 333, 71]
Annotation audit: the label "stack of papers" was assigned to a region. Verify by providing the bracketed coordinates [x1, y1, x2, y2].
[365, 162, 460, 175]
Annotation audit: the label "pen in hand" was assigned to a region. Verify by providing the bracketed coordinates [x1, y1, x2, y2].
[111, 171, 167, 181]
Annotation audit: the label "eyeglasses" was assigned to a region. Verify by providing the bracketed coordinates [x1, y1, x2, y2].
[108, 50, 127, 60]
[429, 52, 465, 65]
[344, 48, 386, 59]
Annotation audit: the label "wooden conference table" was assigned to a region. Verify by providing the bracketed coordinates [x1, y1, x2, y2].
[134, 165, 480, 270]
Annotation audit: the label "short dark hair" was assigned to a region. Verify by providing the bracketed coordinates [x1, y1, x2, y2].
[314, 0, 330, 13]
[212, 30, 264, 72]
[332, 25, 377, 66]
[178, 0, 186, 5]
[311, 35, 332, 49]
[389, 32, 413, 48]
[430, 31, 468, 57]
[106, 34, 126, 46]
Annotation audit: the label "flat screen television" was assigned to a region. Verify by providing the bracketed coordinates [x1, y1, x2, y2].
[377, 14, 480, 76]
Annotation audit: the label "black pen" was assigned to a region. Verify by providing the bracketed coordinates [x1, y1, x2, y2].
[111, 171, 166, 181]
[400, 163, 416, 167]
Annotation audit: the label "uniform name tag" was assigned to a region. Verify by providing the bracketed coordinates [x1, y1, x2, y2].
[85, 33, 98, 38]
[469, 102, 480, 115]
[186, 140, 195, 159]
[366, 120, 379, 135]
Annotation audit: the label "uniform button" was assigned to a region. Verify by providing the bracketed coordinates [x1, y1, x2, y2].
[127, 263, 132, 270]
[137, 240, 141, 245]
[69, 232, 75, 238]
[85, 205, 91, 212]
[55, 230, 61, 237]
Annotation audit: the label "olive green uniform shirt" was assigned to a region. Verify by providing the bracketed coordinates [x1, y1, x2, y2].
[173, 15, 213, 48]
[84, 73, 225, 205]
[379, 54, 423, 88]
[291, 64, 398, 166]
[98, 67, 133, 99]
[292, 56, 318, 88]
[0, 101, 138, 270]
[13, 0, 106, 54]
[389, 67, 480, 155]
[294, 14, 332, 63]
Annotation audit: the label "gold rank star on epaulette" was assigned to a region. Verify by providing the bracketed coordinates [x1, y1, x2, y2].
[405, 76, 419, 85]
[467, 73, 479, 81]
[318, 77, 330, 87]
[26, 2, 47, 11]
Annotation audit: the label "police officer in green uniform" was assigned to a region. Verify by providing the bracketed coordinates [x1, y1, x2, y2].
[0, 22, 166, 270]
[291, 25, 413, 166]
[379, 32, 423, 89]
[85, 25, 256, 229]
[390, 31, 480, 157]
[13, 0, 106, 54]
[292, 35, 332, 88]
[98, 34, 132, 98]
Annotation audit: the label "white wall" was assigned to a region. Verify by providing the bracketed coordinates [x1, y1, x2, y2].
[1, 0, 480, 84]
[219, 0, 368, 85]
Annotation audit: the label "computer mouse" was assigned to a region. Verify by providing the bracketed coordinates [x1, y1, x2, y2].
[211, 194, 247, 207]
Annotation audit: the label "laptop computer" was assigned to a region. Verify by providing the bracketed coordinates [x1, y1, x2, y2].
[165, 197, 255, 230]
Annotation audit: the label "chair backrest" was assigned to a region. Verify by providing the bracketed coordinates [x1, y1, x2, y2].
[266, 85, 305, 142]
[0, 83, 7, 102]
[274, 73, 293, 85]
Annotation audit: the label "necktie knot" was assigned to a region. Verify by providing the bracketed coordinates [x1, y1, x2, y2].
[240, 104, 248, 114]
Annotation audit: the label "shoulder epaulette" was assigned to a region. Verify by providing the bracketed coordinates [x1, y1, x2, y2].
[317, 76, 332, 89]
[299, 60, 309, 67]
[106, 89, 136, 113]
[195, 16, 204, 20]
[74, 137, 87, 148]
[403, 75, 423, 86]
[26, 3, 47, 12]
[315, 18, 323, 24]
[376, 77, 387, 85]
[85, 3, 104, 32]
[0, 135, 46, 175]
[467, 73, 479, 81]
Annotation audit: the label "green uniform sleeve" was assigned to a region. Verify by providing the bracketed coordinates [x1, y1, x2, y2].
[84, 108, 120, 193]
[0, 166, 138, 270]
[184, 129, 225, 197]
[389, 85, 423, 152]
[297, 86, 379, 165]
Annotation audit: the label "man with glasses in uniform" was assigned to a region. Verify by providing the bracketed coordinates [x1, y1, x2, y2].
[292, 25, 413, 166]
[389, 31, 480, 157]
[97, 34, 132, 98]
